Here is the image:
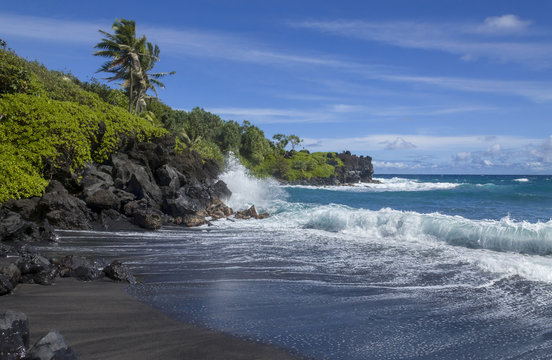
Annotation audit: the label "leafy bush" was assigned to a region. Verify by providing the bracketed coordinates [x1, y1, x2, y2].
[0, 93, 166, 202]
[191, 139, 224, 165]
[246, 151, 343, 181]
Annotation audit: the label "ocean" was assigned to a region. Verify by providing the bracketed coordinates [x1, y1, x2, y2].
[48, 158, 552, 359]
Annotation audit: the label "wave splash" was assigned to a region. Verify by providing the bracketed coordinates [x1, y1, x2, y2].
[219, 153, 287, 211]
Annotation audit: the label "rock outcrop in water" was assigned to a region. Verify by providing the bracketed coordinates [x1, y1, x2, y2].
[282, 151, 377, 186]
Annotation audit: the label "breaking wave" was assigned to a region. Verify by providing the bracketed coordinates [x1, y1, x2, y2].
[283, 177, 462, 192]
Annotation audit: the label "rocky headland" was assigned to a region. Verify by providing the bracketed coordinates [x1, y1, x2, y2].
[280, 151, 379, 186]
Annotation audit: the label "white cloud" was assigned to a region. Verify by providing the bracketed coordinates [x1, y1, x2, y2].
[481, 15, 532, 33]
[380, 137, 417, 150]
[452, 135, 552, 171]
[373, 160, 409, 169]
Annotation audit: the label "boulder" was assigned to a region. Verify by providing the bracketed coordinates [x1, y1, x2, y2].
[235, 205, 258, 220]
[0, 310, 29, 358]
[59, 255, 102, 281]
[3, 198, 39, 220]
[27, 330, 77, 360]
[234, 205, 269, 220]
[183, 179, 211, 209]
[0, 209, 36, 242]
[1, 263, 21, 287]
[17, 253, 58, 285]
[155, 164, 181, 189]
[132, 209, 162, 230]
[182, 214, 206, 227]
[122, 200, 146, 217]
[111, 154, 162, 203]
[208, 180, 232, 201]
[206, 200, 233, 219]
[112, 189, 136, 205]
[38, 181, 93, 230]
[80, 164, 114, 198]
[0, 274, 14, 295]
[84, 189, 121, 212]
[162, 191, 202, 217]
[103, 260, 136, 284]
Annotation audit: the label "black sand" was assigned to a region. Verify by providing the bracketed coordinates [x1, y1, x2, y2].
[0, 278, 303, 360]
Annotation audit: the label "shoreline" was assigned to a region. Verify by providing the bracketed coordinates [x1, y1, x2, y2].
[0, 278, 305, 360]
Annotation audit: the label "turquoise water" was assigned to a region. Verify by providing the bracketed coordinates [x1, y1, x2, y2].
[286, 175, 552, 223]
[51, 166, 552, 359]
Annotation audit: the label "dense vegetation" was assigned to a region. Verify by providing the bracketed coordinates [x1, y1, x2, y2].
[0, 43, 165, 202]
[0, 31, 343, 203]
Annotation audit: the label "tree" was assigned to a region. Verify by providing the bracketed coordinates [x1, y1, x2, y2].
[130, 42, 175, 114]
[240, 123, 272, 165]
[94, 19, 173, 115]
[272, 133, 289, 150]
[289, 134, 303, 150]
[218, 120, 242, 152]
[94, 19, 146, 113]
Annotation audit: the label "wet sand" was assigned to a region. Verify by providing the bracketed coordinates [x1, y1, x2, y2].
[0, 278, 304, 360]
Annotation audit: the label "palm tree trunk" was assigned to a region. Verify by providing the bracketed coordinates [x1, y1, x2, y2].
[128, 72, 133, 113]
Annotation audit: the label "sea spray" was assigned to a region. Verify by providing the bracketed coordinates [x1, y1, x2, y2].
[219, 153, 287, 211]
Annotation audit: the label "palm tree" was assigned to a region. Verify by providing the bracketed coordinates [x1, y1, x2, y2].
[130, 42, 175, 114]
[93, 19, 147, 113]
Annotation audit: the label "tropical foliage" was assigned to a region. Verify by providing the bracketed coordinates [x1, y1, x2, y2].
[0, 44, 166, 202]
[0, 22, 346, 202]
[94, 19, 174, 115]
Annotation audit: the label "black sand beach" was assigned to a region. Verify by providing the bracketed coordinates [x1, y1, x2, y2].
[0, 278, 303, 360]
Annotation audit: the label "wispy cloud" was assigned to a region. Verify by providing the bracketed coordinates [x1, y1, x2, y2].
[5, 12, 552, 105]
[0, 12, 346, 68]
[209, 104, 496, 124]
[378, 74, 552, 102]
[0, 13, 103, 44]
[292, 15, 552, 67]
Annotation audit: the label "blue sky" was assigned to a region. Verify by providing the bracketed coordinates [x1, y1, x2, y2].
[1, 0, 551, 174]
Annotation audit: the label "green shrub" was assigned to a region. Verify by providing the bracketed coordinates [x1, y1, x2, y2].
[0, 143, 48, 201]
[191, 139, 224, 165]
[0, 93, 166, 202]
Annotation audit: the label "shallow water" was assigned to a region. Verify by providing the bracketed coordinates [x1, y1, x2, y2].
[44, 161, 552, 359]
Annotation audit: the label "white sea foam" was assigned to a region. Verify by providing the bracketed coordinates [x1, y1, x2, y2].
[216, 202, 552, 282]
[514, 178, 530, 182]
[219, 153, 287, 211]
[283, 177, 462, 192]
[216, 156, 552, 282]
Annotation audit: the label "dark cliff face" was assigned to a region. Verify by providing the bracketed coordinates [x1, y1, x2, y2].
[335, 151, 374, 184]
[0, 135, 231, 240]
[284, 151, 374, 186]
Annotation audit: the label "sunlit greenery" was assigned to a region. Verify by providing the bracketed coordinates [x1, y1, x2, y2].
[0, 29, 347, 203]
[0, 45, 166, 202]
